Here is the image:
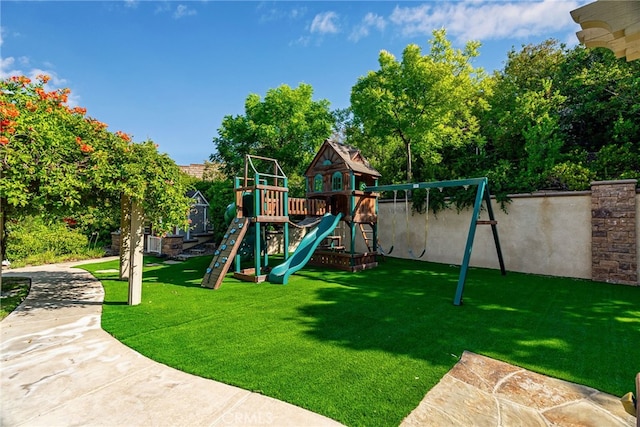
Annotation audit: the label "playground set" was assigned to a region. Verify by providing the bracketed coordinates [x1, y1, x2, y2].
[201, 139, 505, 305]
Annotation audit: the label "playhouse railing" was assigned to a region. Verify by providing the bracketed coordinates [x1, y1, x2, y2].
[288, 198, 326, 216]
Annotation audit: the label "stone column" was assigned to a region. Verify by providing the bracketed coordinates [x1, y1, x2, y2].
[111, 231, 121, 255]
[591, 179, 638, 285]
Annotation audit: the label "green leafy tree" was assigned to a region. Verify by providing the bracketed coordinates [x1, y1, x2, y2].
[480, 40, 567, 171]
[556, 46, 639, 182]
[558, 45, 640, 152]
[350, 29, 486, 183]
[212, 83, 333, 196]
[195, 178, 234, 243]
[515, 79, 567, 189]
[479, 40, 638, 192]
[0, 75, 192, 265]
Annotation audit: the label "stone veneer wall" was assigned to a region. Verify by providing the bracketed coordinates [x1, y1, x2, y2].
[591, 179, 638, 285]
[111, 232, 184, 258]
[111, 231, 121, 254]
[161, 236, 184, 257]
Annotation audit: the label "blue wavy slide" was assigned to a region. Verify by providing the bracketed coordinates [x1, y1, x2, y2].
[268, 213, 343, 284]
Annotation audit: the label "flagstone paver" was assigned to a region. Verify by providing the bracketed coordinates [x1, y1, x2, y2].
[401, 351, 636, 427]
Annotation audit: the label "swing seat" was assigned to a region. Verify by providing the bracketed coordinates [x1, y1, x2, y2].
[378, 245, 394, 255]
[403, 188, 429, 261]
[408, 248, 426, 259]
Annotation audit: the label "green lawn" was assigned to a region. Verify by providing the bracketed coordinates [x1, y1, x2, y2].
[83, 256, 640, 427]
[1, 276, 31, 320]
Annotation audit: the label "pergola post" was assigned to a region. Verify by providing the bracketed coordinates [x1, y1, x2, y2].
[128, 199, 144, 306]
[119, 195, 131, 280]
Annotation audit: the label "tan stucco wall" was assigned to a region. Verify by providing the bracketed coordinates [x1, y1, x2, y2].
[363, 192, 593, 279]
[274, 191, 638, 282]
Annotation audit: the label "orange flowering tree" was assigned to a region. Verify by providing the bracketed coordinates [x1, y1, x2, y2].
[0, 75, 192, 262]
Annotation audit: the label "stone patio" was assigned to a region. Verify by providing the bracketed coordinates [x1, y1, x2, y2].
[401, 351, 636, 426]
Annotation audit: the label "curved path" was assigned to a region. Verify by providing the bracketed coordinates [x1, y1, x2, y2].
[0, 260, 344, 427]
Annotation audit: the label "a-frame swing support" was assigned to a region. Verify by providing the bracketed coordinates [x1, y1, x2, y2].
[364, 177, 506, 306]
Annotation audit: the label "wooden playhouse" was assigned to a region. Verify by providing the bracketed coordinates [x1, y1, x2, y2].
[304, 139, 381, 271]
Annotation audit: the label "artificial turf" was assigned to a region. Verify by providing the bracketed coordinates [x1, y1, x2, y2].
[83, 256, 640, 427]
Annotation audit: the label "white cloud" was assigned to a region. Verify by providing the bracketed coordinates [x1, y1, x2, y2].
[389, 0, 584, 43]
[289, 7, 306, 20]
[173, 4, 197, 19]
[0, 57, 17, 77]
[259, 5, 307, 23]
[0, 25, 21, 47]
[0, 57, 78, 106]
[124, 0, 138, 9]
[310, 11, 340, 35]
[154, 2, 172, 15]
[28, 68, 68, 87]
[0, 60, 67, 87]
[290, 35, 311, 47]
[364, 12, 387, 31]
[349, 12, 386, 42]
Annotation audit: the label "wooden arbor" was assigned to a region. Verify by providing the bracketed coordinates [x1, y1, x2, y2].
[304, 139, 381, 271]
[571, 0, 640, 62]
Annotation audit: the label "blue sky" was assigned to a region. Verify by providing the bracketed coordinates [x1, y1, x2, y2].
[1, 0, 588, 165]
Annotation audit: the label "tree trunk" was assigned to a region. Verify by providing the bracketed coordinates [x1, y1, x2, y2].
[119, 195, 131, 280]
[0, 200, 4, 288]
[405, 140, 413, 182]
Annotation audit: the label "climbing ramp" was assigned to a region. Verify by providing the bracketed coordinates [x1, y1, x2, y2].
[201, 217, 250, 289]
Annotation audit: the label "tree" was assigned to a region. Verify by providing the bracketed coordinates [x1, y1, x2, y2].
[194, 178, 234, 243]
[480, 40, 567, 165]
[1, 75, 192, 273]
[350, 29, 486, 183]
[478, 40, 638, 192]
[211, 83, 333, 196]
[556, 46, 640, 182]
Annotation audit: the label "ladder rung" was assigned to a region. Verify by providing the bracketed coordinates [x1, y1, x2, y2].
[476, 220, 497, 225]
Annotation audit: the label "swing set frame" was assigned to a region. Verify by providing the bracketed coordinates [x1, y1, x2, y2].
[365, 177, 506, 306]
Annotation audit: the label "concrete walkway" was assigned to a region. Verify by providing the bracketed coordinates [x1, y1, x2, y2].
[0, 261, 344, 427]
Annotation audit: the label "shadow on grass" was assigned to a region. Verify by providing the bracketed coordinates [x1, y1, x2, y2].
[4, 269, 105, 312]
[141, 257, 212, 289]
[94, 254, 639, 398]
[294, 257, 640, 396]
[136, 255, 639, 396]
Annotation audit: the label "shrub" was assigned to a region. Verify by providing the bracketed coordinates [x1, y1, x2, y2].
[6, 216, 90, 262]
[591, 142, 640, 182]
[546, 161, 595, 191]
[197, 178, 234, 243]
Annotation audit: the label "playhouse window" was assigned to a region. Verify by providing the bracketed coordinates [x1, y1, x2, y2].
[314, 174, 323, 192]
[331, 172, 343, 191]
